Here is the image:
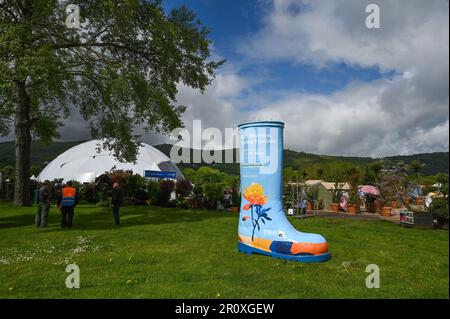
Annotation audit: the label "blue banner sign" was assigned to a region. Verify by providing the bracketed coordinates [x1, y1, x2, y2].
[144, 170, 177, 180]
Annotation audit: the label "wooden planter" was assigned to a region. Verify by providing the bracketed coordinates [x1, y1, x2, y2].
[347, 204, 358, 214]
[306, 202, 313, 211]
[391, 200, 400, 208]
[231, 206, 239, 213]
[381, 206, 392, 217]
[330, 203, 340, 212]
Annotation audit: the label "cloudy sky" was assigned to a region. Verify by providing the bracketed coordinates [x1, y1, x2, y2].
[4, 0, 449, 157]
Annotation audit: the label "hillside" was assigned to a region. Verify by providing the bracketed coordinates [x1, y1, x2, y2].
[0, 141, 84, 167]
[0, 140, 448, 176]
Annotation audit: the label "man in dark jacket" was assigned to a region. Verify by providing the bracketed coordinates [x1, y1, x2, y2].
[111, 182, 124, 226]
[36, 181, 51, 227]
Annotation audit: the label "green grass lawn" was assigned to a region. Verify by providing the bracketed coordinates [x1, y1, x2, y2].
[0, 203, 448, 298]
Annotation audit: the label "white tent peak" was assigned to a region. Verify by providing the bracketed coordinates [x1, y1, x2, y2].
[37, 139, 183, 183]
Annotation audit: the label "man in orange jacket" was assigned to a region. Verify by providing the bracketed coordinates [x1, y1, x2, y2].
[57, 181, 78, 229]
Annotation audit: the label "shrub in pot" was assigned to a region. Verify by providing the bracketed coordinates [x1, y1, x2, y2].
[377, 174, 396, 216]
[306, 186, 318, 211]
[378, 196, 392, 216]
[347, 186, 360, 214]
[331, 182, 344, 212]
[429, 197, 449, 228]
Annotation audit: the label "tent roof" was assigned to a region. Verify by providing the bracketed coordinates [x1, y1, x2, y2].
[37, 140, 183, 183]
[304, 179, 323, 186]
[319, 182, 351, 190]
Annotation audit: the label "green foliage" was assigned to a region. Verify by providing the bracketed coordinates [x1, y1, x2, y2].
[0, 140, 447, 178]
[175, 179, 193, 197]
[283, 167, 298, 182]
[361, 165, 376, 185]
[429, 198, 449, 226]
[0, 1, 222, 160]
[331, 182, 344, 203]
[410, 160, 424, 178]
[347, 168, 361, 205]
[435, 173, 449, 197]
[182, 166, 232, 188]
[304, 185, 319, 203]
[203, 182, 223, 209]
[82, 183, 98, 203]
[175, 196, 190, 209]
[0, 164, 14, 180]
[317, 167, 324, 179]
[283, 184, 296, 209]
[147, 181, 160, 206]
[368, 161, 383, 183]
[157, 180, 175, 206]
[96, 198, 111, 208]
[127, 173, 146, 197]
[29, 165, 42, 178]
[1, 1, 222, 204]
[0, 203, 448, 298]
[192, 185, 204, 209]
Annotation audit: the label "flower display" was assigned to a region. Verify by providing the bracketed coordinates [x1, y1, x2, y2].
[243, 183, 269, 209]
[241, 182, 272, 241]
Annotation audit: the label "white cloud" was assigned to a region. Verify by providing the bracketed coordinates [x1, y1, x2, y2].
[3, 0, 447, 159]
[228, 0, 448, 156]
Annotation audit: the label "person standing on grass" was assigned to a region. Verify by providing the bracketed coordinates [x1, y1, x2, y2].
[111, 182, 124, 226]
[57, 181, 78, 229]
[35, 180, 51, 227]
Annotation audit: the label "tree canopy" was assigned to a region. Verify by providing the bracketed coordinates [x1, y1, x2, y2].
[0, 0, 222, 204]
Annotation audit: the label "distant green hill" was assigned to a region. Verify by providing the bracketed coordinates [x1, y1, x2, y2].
[0, 140, 448, 176]
[0, 141, 85, 167]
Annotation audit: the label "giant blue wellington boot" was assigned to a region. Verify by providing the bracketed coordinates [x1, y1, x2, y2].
[237, 121, 331, 262]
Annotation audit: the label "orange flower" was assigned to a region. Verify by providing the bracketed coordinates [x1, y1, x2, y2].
[243, 183, 268, 207]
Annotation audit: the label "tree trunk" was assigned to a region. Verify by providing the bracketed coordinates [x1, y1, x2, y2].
[13, 81, 32, 206]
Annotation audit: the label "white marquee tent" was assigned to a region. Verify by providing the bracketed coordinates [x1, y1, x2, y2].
[37, 140, 183, 183]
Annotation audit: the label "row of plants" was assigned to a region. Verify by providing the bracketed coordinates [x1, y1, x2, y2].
[324, 161, 449, 227]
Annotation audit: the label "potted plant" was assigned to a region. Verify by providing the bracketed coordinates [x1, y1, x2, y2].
[330, 182, 343, 212]
[377, 174, 395, 217]
[429, 197, 449, 228]
[347, 191, 359, 214]
[283, 183, 295, 212]
[305, 185, 318, 211]
[347, 170, 361, 214]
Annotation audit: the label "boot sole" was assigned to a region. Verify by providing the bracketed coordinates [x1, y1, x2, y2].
[238, 242, 331, 263]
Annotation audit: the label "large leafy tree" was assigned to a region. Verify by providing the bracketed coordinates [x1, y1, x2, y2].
[0, 0, 222, 205]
